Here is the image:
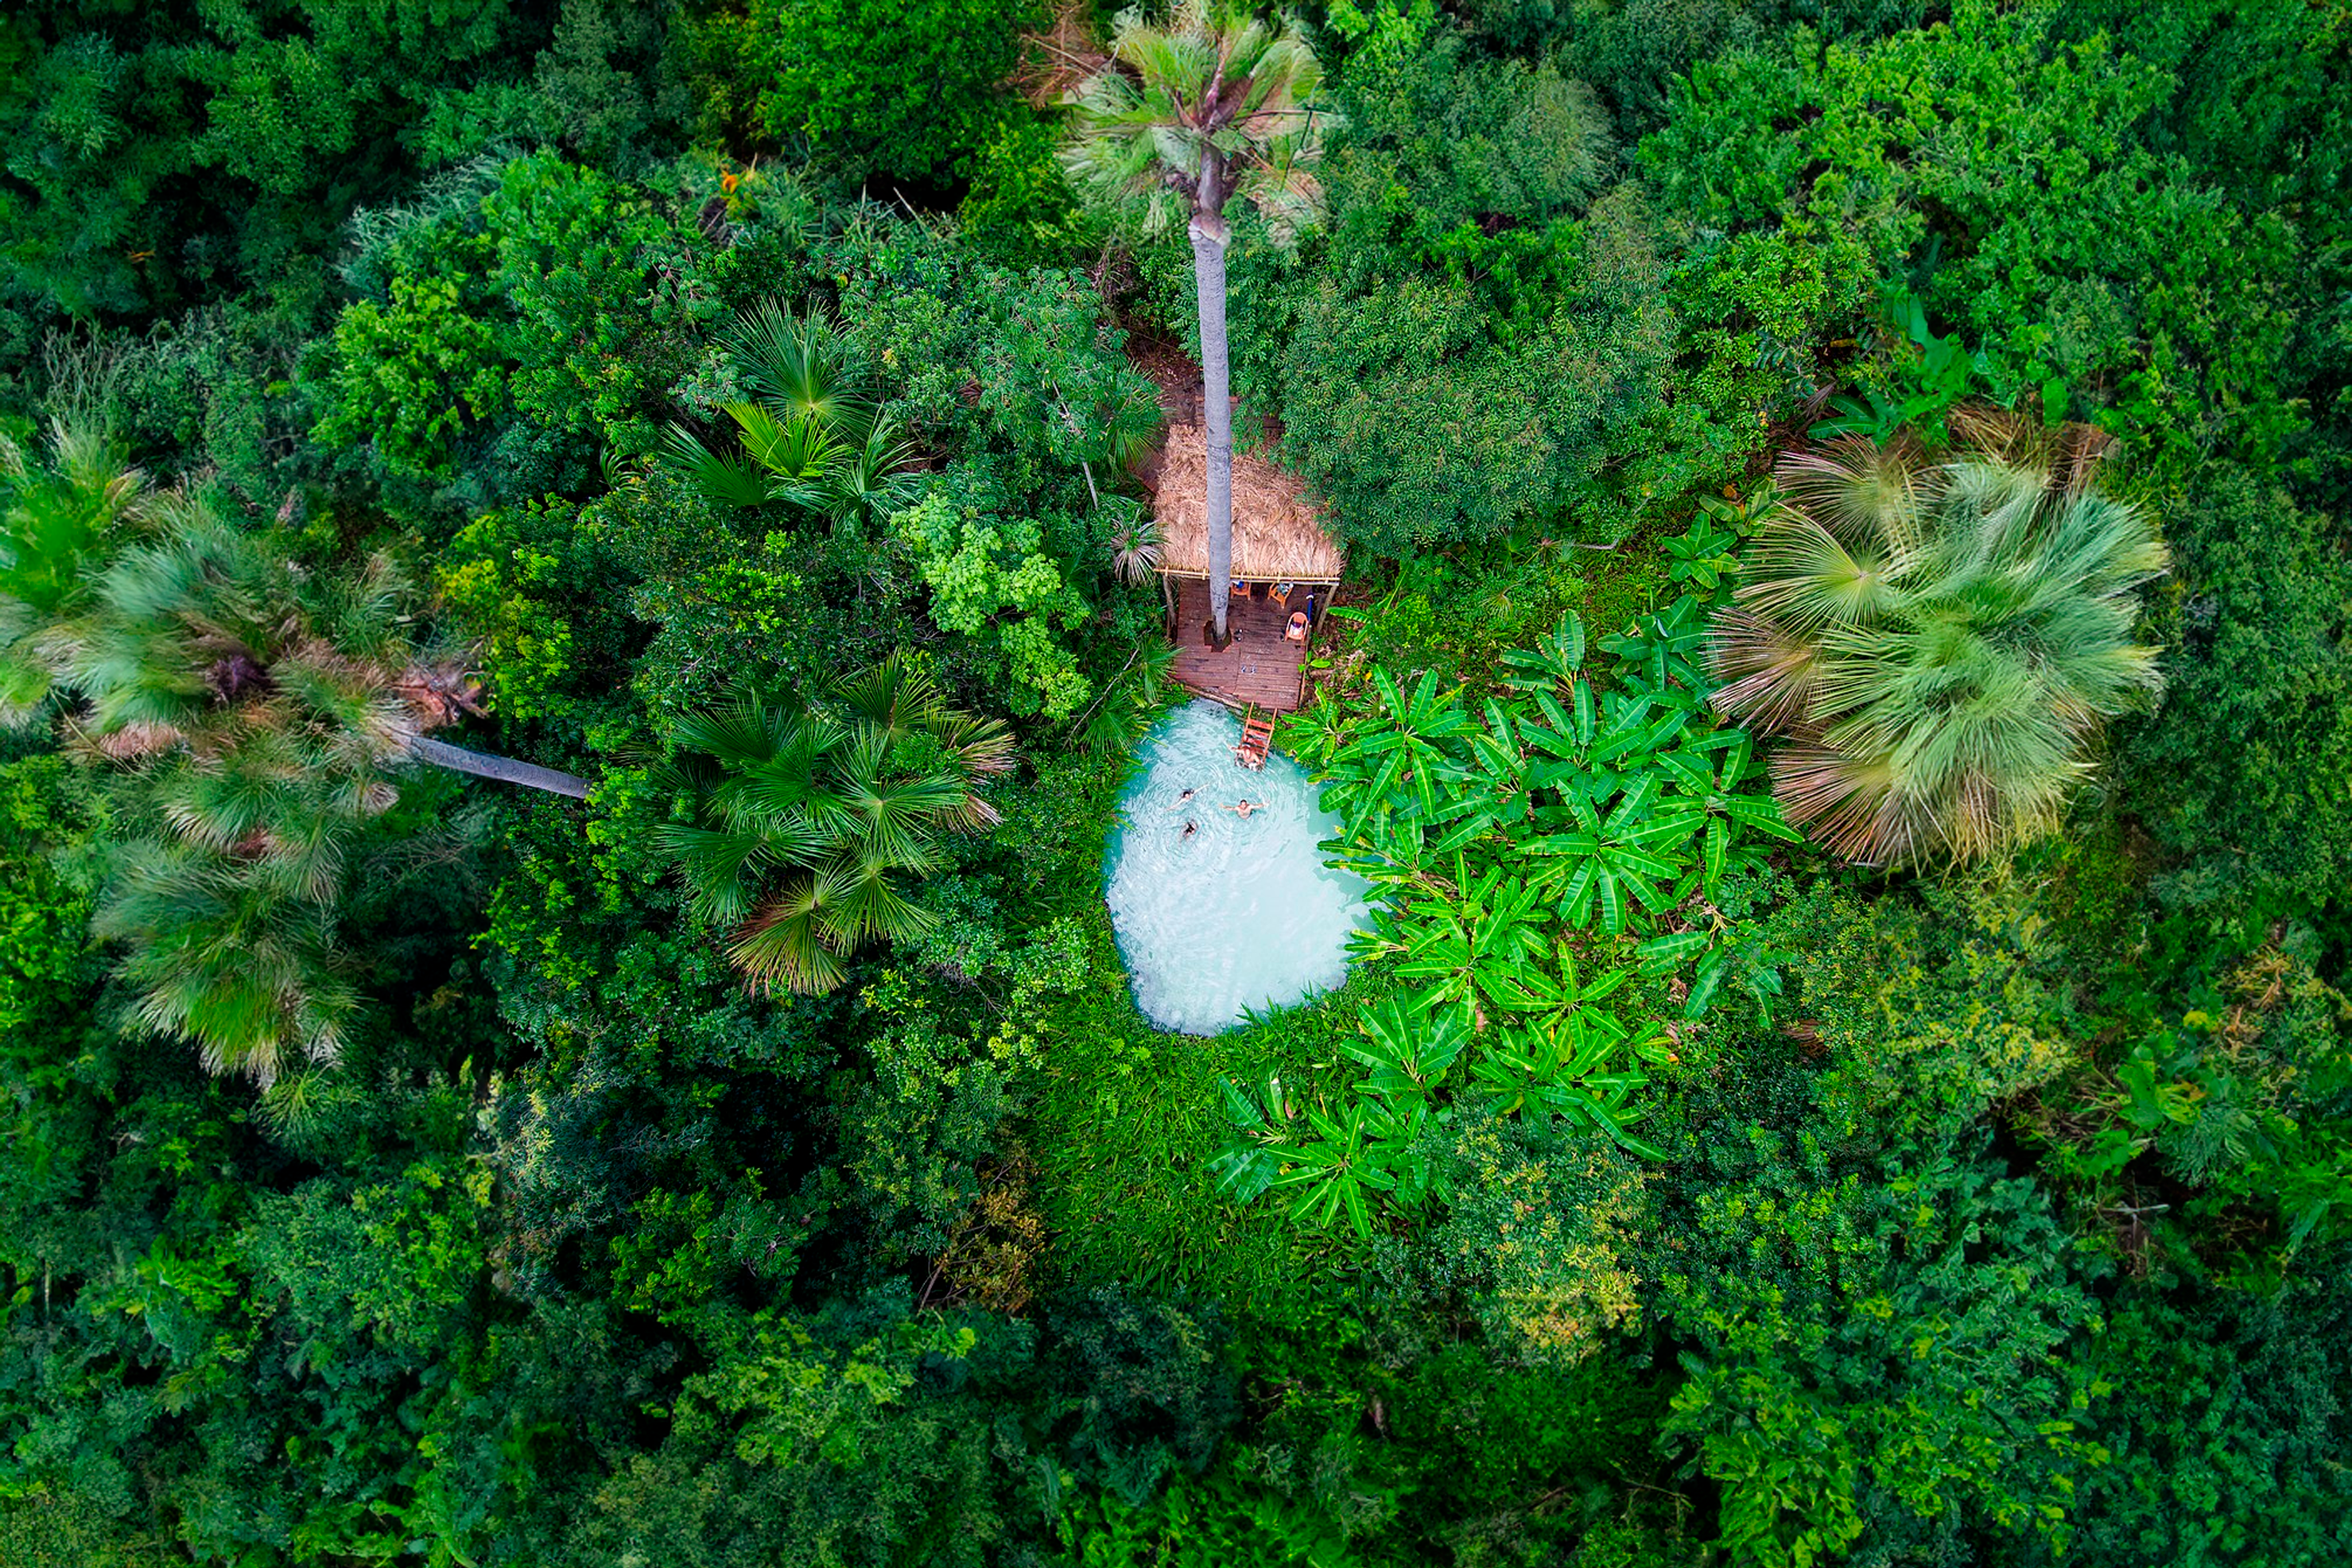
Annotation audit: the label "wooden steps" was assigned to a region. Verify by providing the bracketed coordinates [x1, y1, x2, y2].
[1234, 707, 1275, 770]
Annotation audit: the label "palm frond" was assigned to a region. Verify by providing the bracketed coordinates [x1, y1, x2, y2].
[1716, 419, 2169, 866]
[722, 300, 873, 439]
[817, 858, 940, 949]
[671, 693, 793, 767]
[729, 874, 848, 996]
[662, 422, 772, 509]
[651, 821, 782, 926]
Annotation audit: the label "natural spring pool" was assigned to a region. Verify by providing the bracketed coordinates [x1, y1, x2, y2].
[1103, 701, 1372, 1034]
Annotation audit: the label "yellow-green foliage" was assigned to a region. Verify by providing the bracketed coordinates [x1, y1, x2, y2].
[1428, 1118, 1651, 1365]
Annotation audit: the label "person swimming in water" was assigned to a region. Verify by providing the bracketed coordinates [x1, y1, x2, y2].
[1226, 799, 1264, 819]
[1182, 820, 1197, 837]
[1166, 787, 1197, 811]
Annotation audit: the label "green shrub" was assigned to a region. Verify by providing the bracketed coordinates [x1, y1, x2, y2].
[732, 0, 1042, 182]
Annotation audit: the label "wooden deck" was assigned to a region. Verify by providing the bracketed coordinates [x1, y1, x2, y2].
[1168, 577, 1318, 713]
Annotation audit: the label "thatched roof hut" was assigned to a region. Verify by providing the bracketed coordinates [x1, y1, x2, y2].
[1149, 421, 1345, 585]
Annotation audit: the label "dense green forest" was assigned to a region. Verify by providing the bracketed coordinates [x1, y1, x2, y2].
[2, 1, 2348, 1562]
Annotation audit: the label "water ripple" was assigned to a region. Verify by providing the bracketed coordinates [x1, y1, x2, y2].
[1104, 701, 1372, 1034]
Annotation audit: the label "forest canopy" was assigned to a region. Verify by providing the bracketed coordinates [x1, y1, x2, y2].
[2, 2, 2348, 1566]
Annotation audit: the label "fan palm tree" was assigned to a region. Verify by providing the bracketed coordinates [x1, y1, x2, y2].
[4, 461, 589, 1080]
[1107, 505, 1164, 585]
[1707, 418, 2169, 867]
[662, 299, 923, 527]
[656, 652, 1015, 994]
[1061, 2, 1333, 647]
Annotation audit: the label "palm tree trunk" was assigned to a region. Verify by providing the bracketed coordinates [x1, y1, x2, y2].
[407, 735, 591, 799]
[1190, 191, 1235, 650]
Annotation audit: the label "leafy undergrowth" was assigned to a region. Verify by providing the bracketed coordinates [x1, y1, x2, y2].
[1021, 922, 1387, 1310]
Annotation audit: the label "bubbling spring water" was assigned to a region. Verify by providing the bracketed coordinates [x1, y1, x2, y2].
[1104, 701, 1372, 1034]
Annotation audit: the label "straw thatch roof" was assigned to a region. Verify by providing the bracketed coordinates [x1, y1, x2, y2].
[1149, 421, 1345, 584]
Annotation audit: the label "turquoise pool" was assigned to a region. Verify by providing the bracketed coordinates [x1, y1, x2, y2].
[1104, 701, 1372, 1034]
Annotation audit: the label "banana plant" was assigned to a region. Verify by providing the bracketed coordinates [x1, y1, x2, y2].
[1211, 1076, 1442, 1238]
[1637, 925, 1791, 1023]
[1228, 577, 1809, 1240]
[1263, 1099, 1434, 1236]
[1466, 1024, 1665, 1159]
[1207, 1072, 1294, 1203]
[1499, 607, 1589, 695]
[1325, 667, 1471, 840]
[1284, 682, 1360, 776]
[1663, 507, 1743, 598]
[1485, 939, 1640, 1047]
[1473, 941, 1671, 1155]
[1601, 594, 1711, 697]
[1344, 996, 1471, 1102]
[1524, 784, 1688, 934]
[1392, 867, 1548, 1030]
[1675, 481, 1773, 604]
[1424, 697, 1535, 855]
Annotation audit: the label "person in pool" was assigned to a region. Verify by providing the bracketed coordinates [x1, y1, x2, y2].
[1166, 788, 1197, 811]
[1182, 820, 1197, 838]
[1226, 799, 1265, 818]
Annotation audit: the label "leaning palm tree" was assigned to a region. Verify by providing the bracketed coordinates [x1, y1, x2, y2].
[9, 475, 587, 1079]
[1707, 417, 2169, 867]
[656, 653, 1015, 994]
[1061, 2, 1333, 647]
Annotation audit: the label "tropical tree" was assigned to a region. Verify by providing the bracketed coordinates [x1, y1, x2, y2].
[662, 299, 923, 528]
[1061, 2, 1333, 646]
[656, 653, 1015, 994]
[983, 270, 1165, 509]
[1707, 417, 2169, 866]
[2, 432, 588, 1079]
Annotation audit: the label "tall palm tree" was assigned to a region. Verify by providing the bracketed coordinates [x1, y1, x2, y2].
[1707, 417, 2170, 867]
[1061, 2, 1333, 647]
[656, 653, 1014, 995]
